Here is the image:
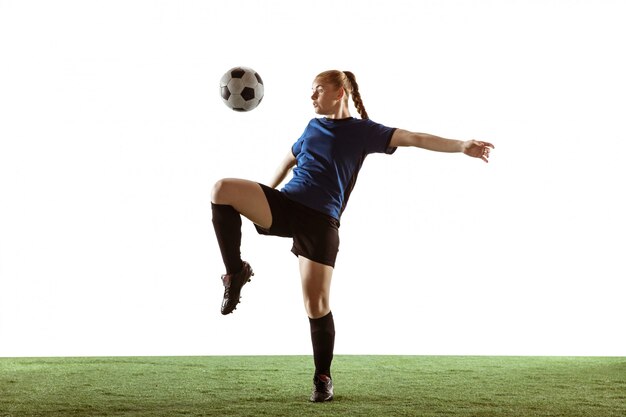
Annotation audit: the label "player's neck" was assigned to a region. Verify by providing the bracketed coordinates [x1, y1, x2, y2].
[326, 103, 351, 120]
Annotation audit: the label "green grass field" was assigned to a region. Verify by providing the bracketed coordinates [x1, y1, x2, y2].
[1, 355, 625, 417]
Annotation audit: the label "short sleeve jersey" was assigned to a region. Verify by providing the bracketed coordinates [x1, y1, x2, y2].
[281, 117, 397, 220]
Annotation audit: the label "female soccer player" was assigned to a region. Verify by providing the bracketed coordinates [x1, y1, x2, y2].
[211, 70, 494, 402]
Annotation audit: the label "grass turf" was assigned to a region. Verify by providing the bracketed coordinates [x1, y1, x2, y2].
[1, 355, 625, 417]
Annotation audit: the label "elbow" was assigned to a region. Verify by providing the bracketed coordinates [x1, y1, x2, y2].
[408, 133, 425, 148]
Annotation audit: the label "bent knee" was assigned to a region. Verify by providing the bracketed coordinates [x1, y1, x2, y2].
[211, 178, 233, 204]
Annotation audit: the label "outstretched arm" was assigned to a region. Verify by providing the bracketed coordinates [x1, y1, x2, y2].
[389, 129, 494, 163]
[268, 150, 297, 188]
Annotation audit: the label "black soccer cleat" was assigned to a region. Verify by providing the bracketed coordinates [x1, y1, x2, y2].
[310, 374, 334, 402]
[220, 261, 254, 315]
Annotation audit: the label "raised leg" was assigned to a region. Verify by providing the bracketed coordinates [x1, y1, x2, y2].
[211, 178, 272, 229]
[211, 178, 272, 274]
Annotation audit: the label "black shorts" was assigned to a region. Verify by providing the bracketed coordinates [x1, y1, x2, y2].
[254, 183, 340, 268]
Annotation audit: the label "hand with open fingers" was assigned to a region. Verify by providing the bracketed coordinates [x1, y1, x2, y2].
[463, 140, 495, 163]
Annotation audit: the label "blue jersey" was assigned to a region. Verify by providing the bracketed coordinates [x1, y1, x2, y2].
[281, 117, 397, 220]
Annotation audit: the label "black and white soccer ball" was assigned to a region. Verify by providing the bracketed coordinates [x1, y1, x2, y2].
[219, 66, 264, 112]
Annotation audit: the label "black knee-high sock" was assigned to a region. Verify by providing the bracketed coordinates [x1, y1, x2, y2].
[309, 311, 335, 378]
[211, 203, 243, 274]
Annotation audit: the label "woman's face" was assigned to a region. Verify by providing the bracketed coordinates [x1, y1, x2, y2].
[311, 79, 343, 115]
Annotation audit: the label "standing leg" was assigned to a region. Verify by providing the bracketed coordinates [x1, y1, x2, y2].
[299, 256, 335, 402]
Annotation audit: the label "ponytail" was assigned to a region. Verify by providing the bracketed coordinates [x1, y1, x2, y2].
[343, 71, 369, 120]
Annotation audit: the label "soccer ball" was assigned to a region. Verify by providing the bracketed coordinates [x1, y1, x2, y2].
[219, 66, 264, 112]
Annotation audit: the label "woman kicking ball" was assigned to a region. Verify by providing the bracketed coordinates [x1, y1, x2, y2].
[211, 70, 494, 402]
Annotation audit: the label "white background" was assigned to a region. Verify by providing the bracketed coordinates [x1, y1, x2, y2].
[1, 0, 624, 357]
